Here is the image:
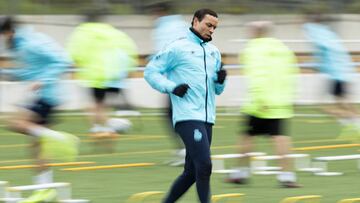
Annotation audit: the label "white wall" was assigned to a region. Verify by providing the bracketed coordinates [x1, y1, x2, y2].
[1, 14, 360, 112]
[1, 74, 360, 112]
[7, 14, 360, 55]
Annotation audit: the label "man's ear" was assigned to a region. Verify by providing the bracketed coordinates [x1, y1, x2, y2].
[193, 17, 199, 27]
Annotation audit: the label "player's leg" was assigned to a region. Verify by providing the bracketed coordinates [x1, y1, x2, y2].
[163, 121, 212, 203]
[163, 121, 197, 203]
[14, 99, 78, 202]
[330, 81, 360, 142]
[163, 153, 195, 203]
[89, 87, 111, 133]
[7, 101, 54, 184]
[166, 97, 186, 166]
[270, 119, 300, 188]
[193, 122, 213, 203]
[226, 115, 258, 184]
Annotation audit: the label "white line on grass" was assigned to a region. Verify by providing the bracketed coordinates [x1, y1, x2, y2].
[0, 137, 352, 164]
[0, 112, 330, 118]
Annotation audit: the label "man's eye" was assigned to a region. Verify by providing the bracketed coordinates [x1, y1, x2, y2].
[207, 24, 216, 29]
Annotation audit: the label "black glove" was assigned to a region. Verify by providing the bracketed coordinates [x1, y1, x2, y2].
[172, 84, 190, 97]
[216, 69, 227, 84]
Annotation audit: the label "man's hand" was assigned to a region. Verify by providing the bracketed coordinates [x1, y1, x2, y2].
[172, 84, 190, 97]
[216, 69, 227, 84]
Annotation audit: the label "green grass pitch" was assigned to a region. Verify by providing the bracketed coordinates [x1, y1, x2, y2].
[0, 106, 359, 202]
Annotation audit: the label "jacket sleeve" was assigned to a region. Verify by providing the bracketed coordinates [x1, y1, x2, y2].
[144, 48, 177, 94]
[214, 51, 225, 95]
[25, 43, 71, 82]
[8, 44, 70, 83]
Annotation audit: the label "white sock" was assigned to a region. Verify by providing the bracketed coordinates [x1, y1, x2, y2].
[89, 124, 102, 133]
[93, 123, 102, 129]
[229, 167, 250, 179]
[33, 169, 53, 185]
[28, 127, 64, 140]
[176, 148, 186, 157]
[102, 126, 116, 133]
[91, 123, 116, 133]
[277, 171, 296, 182]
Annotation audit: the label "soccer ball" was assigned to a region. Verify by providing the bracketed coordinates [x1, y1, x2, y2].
[106, 118, 132, 133]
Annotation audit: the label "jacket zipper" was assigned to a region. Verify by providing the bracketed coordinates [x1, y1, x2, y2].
[200, 42, 208, 122]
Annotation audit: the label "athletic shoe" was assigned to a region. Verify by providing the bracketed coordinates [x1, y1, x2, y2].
[169, 159, 185, 167]
[166, 149, 185, 167]
[224, 177, 249, 185]
[20, 189, 57, 203]
[280, 181, 302, 188]
[89, 132, 119, 139]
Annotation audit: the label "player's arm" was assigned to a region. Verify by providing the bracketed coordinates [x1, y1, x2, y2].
[32, 44, 71, 82]
[214, 51, 226, 95]
[144, 48, 177, 94]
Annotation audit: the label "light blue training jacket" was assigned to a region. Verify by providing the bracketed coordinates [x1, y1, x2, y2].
[6, 27, 71, 106]
[144, 29, 225, 125]
[303, 23, 354, 82]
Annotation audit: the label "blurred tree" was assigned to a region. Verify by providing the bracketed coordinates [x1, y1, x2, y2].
[1, 0, 358, 14]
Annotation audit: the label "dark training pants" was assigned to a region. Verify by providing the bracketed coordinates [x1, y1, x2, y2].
[163, 120, 213, 203]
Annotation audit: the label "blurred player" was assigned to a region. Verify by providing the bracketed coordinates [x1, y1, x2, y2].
[147, 0, 188, 166]
[303, 12, 360, 142]
[0, 17, 79, 202]
[67, 11, 138, 151]
[226, 21, 301, 188]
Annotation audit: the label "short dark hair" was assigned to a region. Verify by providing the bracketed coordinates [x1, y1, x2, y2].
[82, 8, 109, 22]
[146, 1, 173, 14]
[0, 17, 14, 33]
[191, 9, 218, 26]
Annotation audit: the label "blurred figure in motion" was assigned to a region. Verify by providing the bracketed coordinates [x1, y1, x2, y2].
[226, 21, 301, 188]
[147, 0, 188, 166]
[67, 11, 138, 151]
[0, 17, 79, 201]
[303, 12, 360, 142]
[145, 8, 226, 203]
[149, 1, 188, 52]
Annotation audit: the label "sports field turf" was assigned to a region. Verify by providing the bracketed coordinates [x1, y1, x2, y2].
[0, 106, 359, 202]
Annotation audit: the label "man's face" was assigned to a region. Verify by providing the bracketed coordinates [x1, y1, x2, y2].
[192, 14, 218, 40]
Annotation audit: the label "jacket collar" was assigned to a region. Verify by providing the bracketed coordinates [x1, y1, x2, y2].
[188, 27, 211, 44]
